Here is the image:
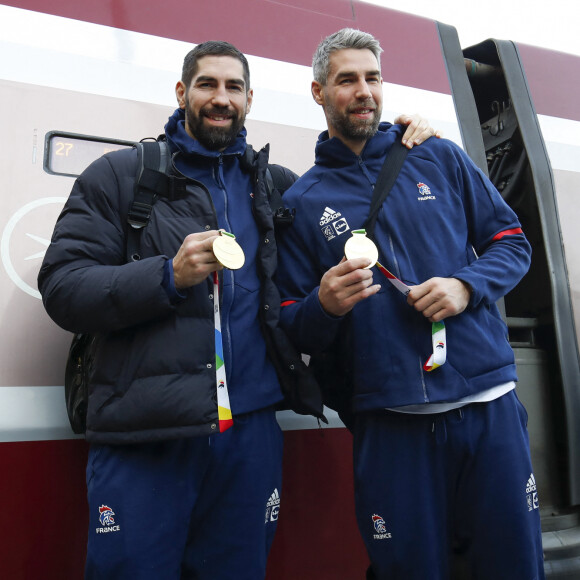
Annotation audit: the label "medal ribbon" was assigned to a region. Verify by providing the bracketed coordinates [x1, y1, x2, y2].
[375, 261, 447, 372]
[213, 271, 233, 431]
[423, 321, 446, 371]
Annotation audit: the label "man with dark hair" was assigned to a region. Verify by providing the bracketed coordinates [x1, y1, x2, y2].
[179, 41, 251, 150]
[39, 39, 436, 579]
[276, 28, 545, 579]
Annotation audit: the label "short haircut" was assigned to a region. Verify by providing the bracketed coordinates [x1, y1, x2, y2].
[181, 41, 251, 90]
[312, 28, 383, 85]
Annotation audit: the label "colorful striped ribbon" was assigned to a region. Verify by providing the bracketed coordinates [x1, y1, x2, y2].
[422, 321, 446, 371]
[213, 271, 233, 431]
[375, 261, 446, 372]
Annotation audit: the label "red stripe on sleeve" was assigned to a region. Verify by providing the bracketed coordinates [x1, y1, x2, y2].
[281, 300, 296, 307]
[492, 228, 523, 241]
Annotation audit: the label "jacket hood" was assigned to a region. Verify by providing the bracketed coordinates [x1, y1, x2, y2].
[164, 107, 248, 159]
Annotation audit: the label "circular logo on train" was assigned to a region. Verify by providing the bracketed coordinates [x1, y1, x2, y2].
[1, 197, 66, 299]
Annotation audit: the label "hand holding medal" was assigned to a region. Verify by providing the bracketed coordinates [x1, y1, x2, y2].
[212, 230, 245, 270]
[344, 228, 446, 371]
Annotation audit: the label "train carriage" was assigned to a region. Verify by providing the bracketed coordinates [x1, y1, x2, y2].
[0, 1, 579, 577]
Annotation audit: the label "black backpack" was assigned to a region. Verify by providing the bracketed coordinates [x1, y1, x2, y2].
[63, 139, 295, 434]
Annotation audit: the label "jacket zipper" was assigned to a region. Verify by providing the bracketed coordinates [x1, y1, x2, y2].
[171, 151, 230, 381]
[216, 155, 235, 381]
[358, 153, 430, 403]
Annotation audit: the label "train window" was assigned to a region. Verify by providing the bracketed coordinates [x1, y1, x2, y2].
[44, 132, 135, 177]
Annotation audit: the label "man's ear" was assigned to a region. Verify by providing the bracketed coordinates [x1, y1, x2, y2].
[246, 88, 254, 114]
[176, 81, 187, 109]
[311, 80, 324, 106]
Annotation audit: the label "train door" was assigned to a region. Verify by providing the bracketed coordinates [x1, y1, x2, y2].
[440, 24, 580, 577]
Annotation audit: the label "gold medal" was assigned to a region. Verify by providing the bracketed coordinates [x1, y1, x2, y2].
[344, 229, 378, 269]
[212, 230, 245, 270]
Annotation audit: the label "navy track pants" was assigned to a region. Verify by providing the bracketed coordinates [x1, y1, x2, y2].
[85, 408, 283, 580]
[353, 390, 545, 579]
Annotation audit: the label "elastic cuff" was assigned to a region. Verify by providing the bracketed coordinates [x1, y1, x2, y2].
[162, 259, 187, 303]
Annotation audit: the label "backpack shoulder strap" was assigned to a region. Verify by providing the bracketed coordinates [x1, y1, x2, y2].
[242, 143, 296, 227]
[363, 141, 409, 240]
[265, 164, 296, 227]
[126, 140, 179, 262]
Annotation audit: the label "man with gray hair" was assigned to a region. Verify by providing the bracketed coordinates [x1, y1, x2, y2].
[276, 28, 545, 579]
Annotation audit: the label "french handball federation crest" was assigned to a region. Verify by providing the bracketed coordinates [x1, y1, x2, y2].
[372, 514, 387, 534]
[99, 505, 115, 526]
[417, 182, 431, 196]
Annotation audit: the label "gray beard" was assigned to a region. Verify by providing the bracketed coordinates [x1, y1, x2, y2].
[325, 102, 382, 143]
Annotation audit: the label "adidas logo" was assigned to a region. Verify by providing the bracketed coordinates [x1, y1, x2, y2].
[526, 473, 539, 511]
[319, 207, 342, 226]
[265, 488, 281, 523]
[526, 473, 537, 494]
[266, 488, 280, 508]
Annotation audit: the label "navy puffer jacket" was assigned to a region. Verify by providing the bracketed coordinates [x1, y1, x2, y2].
[38, 138, 325, 444]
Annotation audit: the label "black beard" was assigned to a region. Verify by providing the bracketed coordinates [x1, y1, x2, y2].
[186, 106, 245, 151]
[325, 100, 382, 143]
